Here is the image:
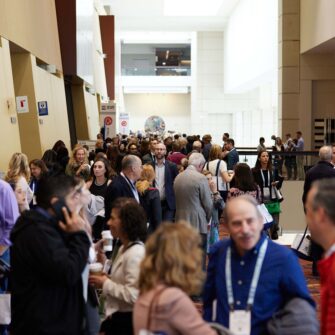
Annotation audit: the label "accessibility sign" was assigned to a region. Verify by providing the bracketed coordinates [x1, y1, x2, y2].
[38, 101, 48, 116]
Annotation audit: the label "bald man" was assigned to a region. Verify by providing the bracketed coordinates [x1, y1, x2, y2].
[203, 195, 315, 335]
[302, 146, 335, 206]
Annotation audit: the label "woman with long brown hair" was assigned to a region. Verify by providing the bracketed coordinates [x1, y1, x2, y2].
[252, 150, 283, 239]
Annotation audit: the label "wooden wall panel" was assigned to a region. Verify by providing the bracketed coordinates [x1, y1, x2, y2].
[99, 16, 115, 100]
[55, 0, 76, 75]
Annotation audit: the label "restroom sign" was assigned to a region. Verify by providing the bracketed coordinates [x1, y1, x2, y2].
[16, 96, 29, 113]
[38, 101, 48, 116]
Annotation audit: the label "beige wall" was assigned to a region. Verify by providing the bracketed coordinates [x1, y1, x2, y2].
[32, 65, 71, 153]
[279, 0, 335, 150]
[11, 53, 42, 160]
[11, 52, 70, 161]
[301, 0, 335, 53]
[72, 84, 89, 141]
[72, 85, 100, 141]
[281, 181, 306, 232]
[123, 93, 191, 134]
[84, 90, 100, 140]
[0, 37, 21, 173]
[0, 0, 62, 71]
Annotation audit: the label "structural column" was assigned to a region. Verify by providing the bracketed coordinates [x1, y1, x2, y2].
[278, 0, 300, 140]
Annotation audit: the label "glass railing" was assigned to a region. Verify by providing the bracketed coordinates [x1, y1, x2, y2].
[121, 66, 191, 76]
[235, 148, 319, 181]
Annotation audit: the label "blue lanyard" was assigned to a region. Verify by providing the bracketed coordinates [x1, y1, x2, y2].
[225, 238, 268, 311]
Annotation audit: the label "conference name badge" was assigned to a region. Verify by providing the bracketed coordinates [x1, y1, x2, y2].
[229, 310, 251, 335]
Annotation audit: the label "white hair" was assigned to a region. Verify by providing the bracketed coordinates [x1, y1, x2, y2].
[188, 153, 206, 167]
[319, 146, 332, 161]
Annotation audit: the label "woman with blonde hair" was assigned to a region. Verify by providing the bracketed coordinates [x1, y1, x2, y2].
[203, 144, 234, 202]
[65, 144, 91, 181]
[136, 164, 162, 233]
[5, 152, 33, 211]
[133, 222, 216, 335]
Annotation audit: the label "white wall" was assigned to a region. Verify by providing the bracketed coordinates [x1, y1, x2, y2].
[123, 93, 191, 134]
[224, 0, 278, 93]
[193, 31, 276, 146]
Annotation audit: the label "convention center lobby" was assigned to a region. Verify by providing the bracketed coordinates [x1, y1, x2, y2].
[1, 0, 335, 334]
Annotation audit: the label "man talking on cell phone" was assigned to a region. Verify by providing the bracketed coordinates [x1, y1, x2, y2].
[10, 175, 90, 335]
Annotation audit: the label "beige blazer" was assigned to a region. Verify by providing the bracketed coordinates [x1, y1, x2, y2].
[102, 242, 145, 317]
[174, 165, 213, 234]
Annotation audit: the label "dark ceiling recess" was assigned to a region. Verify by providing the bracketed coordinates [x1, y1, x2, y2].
[155, 47, 191, 67]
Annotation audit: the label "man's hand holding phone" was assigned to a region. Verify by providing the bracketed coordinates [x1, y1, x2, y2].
[58, 206, 86, 233]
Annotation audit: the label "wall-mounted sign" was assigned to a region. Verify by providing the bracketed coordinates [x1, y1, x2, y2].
[38, 101, 48, 116]
[16, 96, 29, 113]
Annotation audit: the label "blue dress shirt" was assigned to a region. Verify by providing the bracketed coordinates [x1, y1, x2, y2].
[203, 233, 315, 335]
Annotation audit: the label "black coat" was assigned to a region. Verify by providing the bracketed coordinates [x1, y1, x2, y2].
[302, 160, 335, 205]
[10, 209, 90, 335]
[141, 188, 162, 233]
[252, 168, 283, 203]
[104, 174, 136, 222]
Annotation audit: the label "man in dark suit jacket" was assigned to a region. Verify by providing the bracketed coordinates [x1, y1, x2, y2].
[226, 138, 239, 170]
[153, 143, 179, 221]
[303, 146, 335, 205]
[302, 145, 335, 276]
[104, 155, 143, 222]
[142, 138, 158, 165]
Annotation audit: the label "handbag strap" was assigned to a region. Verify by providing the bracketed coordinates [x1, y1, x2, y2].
[215, 160, 221, 188]
[297, 226, 309, 250]
[146, 287, 167, 331]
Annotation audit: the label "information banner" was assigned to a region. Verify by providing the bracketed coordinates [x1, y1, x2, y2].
[119, 113, 129, 135]
[100, 102, 116, 139]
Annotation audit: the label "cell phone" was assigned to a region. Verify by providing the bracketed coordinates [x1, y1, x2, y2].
[51, 199, 71, 224]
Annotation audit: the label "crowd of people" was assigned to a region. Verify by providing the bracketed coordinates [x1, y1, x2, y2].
[0, 131, 334, 335]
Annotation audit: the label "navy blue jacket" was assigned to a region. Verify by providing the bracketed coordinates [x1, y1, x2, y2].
[153, 160, 178, 211]
[227, 148, 239, 170]
[302, 160, 335, 205]
[104, 174, 135, 221]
